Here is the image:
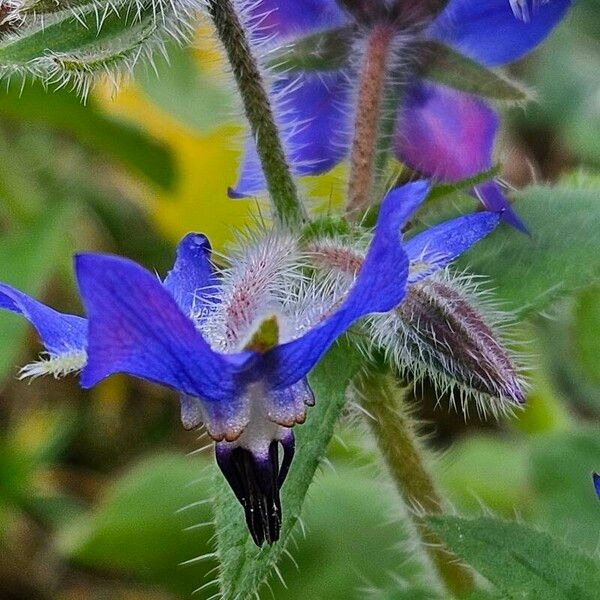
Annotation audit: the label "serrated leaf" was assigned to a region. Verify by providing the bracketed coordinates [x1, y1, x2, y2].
[421, 42, 530, 102]
[266, 26, 354, 72]
[458, 185, 600, 315]
[0, 202, 78, 380]
[427, 515, 600, 599]
[214, 341, 361, 600]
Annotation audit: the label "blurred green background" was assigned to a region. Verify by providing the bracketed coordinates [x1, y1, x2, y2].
[0, 3, 599, 599]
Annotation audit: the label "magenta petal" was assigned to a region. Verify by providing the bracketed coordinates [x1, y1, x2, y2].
[395, 81, 498, 182]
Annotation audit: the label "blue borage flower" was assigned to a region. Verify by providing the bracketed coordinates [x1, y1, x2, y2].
[0, 181, 502, 545]
[231, 0, 572, 231]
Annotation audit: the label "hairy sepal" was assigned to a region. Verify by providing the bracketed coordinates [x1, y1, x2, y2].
[266, 25, 354, 73]
[369, 271, 526, 418]
[0, 0, 199, 97]
[420, 41, 532, 103]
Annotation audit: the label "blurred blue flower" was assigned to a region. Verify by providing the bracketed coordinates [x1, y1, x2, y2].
[0, 181, 501, 544]
[594, 473, 600, 500]
[232, 0, 572, 231]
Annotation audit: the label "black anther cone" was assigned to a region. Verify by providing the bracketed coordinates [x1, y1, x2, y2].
[216, 434, 295, 546]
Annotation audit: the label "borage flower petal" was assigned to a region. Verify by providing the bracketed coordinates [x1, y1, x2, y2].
[74, 182, 416, 545]
[248, 0, 349, 39]
[75, 252, 252, 441]
[430, 0, 573, 67]
[163, 232, 217, 317]
[262, 180, 424, 389]
[394, 81, 527, 231]
[405, 211, 500, 284]
[0, 284, 87, 378]
[230, 71, 352, 198]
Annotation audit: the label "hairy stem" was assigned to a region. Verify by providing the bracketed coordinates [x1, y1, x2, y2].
[357, 372, 475, 598]
[346, 24, 394, 219]
[206, 0, 305, 229]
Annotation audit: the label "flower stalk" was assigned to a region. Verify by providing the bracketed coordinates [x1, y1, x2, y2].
[346, 23, 395, 219]
[206, 0, 306, 229]
[357, 371, 475, 598]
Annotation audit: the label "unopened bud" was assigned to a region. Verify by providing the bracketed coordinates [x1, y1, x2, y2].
[369, 272, 525, 416]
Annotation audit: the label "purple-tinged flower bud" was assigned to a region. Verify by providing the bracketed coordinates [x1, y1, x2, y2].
[594, 472, 600, 501]
[369, 271, 526, 417]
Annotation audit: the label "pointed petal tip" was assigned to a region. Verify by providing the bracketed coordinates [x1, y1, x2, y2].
[227, 186, 250, 200]
[500, 206, 530, 235]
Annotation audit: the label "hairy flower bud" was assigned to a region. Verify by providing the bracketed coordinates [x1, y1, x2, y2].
[369, 271, 526, 417]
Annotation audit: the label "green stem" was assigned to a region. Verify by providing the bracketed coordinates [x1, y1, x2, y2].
[206, 0, 306, 229]
[357, 372, 475, 598]
[346, 23, 394, 220]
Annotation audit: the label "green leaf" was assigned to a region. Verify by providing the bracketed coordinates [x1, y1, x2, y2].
[58, 453, 217, 597]
[214, 341, 361, 600]
[267, 26, 354, 72]
[530, 429, 600, 553]
[137, 40, 234, 133]
[421, 43, 530, 102]
[0, 81, 176, 190]
[0, 1, 184, 95]
[427, 515, 600, 599]
[435, 436, 529, 517]
[573, 286, 600, 386]
[0, 202, 78, 380]
[458, 185, 600, 315]
[272, 467, 430, 600]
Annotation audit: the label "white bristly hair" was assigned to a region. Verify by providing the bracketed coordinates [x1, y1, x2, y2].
[0, 0, 203, 98]
[19, 349, 87, 380]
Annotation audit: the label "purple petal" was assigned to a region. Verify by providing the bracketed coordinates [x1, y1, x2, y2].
[230, 72, 352, 198]
[263, 181, 427, 389]
[594, 473, 600, 500]
[429, 0, 572, 67]
[246, 0, 349, 41]
[395, 82, 527, 231]
[395, 81, 498, 182]
[75, 253, 240, 400]
[76, 254, 254, 440]
[475, 181, 528, 233]
[163, 233, 217, 317]
[405, 211, 500, 283]
[0, 283, 87, 355]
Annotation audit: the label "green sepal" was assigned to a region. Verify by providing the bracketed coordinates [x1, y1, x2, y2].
[421, 42, 531, 102]
[266, 25, 354, 73]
